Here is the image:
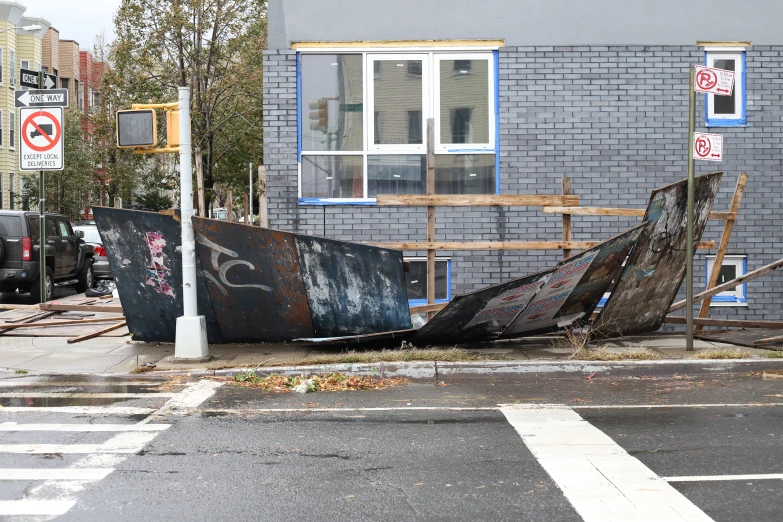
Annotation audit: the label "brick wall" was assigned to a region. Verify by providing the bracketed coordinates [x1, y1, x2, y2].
[263, 46, 783, 321]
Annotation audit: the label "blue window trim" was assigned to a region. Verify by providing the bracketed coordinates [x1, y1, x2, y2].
[407, 258, 452, 306]
[296, 51, 501, 206]
[705, 256, 747, 304]
[704, 51, 748, 128]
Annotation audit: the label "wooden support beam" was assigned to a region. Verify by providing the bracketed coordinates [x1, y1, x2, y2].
[0, 317, 125, 330]
[426, 118, 436, 320]
[376, 194, 579, 207]
[696, 173, 748, 330]
[39, 303, 124, 313]
[669, 256, 783, 312]
[67, 321, 127, 344]
[372, 240, 715, 251]
[0, 304, 41, 311]
[752, 335, 783, 346]
[665, 316, 783, 330]
[541, 206, 734, 220]
[410, 302, 448, 314]
[561, 178, 572, 259]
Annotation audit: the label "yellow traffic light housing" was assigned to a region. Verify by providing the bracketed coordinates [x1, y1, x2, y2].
[116, 109, 157, 149]
[309, 99, 328, 131]
[166, 110, 180, 148]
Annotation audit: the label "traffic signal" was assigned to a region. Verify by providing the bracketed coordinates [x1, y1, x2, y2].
[116, 109, 157, 148]
[308, 98, 339, 133]
[309, 99, 328, 132]
[166, 110, 180, 148]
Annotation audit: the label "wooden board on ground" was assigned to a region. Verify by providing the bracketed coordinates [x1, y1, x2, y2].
[693, 329, 783, 349]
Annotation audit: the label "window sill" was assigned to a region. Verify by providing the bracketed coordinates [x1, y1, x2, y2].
[298, 197, 377, 206]
[705, 120, 749, 128]
[706, 299, 748, 307]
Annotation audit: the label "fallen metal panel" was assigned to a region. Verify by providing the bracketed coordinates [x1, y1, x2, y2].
[294, 329, 417, 346]
[192, 218, 315, 342]
[595, 172, 723, 336]
[295, 236, 412, 337]
[501, 223, 650, 339]
[93, 207, 221, 343]
[411, 270, 554, 344]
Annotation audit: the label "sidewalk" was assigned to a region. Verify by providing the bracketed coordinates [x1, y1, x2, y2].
[0, 332, 778, 375]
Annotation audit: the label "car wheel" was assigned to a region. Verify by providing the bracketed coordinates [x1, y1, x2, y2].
[32, 267, 54, 303]
[75, 259, 95, 293]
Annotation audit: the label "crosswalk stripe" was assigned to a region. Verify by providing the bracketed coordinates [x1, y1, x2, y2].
[0, 500, 76, 516]
[0, 381, 166, 387]
[0, 431, 159, 454]
[0, 423, 171, 432]
[501, 405, 715, 522]
[0, 392, 175, 398]
[0, 468, 113, 480]
[665, 474, 783, 482]
[0, 406, 156, 414]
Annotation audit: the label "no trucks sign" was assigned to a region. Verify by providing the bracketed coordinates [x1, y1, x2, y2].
[20, 107, 64, 171]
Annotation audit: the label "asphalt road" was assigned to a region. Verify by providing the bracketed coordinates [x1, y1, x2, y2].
[1, 368, 781, 521]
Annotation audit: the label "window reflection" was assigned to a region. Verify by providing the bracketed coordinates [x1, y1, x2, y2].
[440, 59, 489, 144]
[368, 155, 425, 197]
[373, 59, 423, 145]
[301, 156, 363, 198]
[435, 154, 495, 194]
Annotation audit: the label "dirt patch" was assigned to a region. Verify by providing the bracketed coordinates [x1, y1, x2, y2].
[217, 371, 408, 393]
[570, 347, 660, 361]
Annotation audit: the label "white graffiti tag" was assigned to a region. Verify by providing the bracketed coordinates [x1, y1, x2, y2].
[196, 236, 272, 296]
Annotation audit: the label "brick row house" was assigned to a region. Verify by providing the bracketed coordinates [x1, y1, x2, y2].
[263, 0, 783, 321]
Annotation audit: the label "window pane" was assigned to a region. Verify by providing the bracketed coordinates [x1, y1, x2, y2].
[368, 155, 425, 197]
[300, 54, 363, 152]
[439, 59, 490, 144]
[406, 260, 448, 300]
[434, 154, 496, 194]
[301, 155, 363, 199]
[717, 264, 737, 285]
[373, 59, 423, 145]
[713, 59, 736, 115]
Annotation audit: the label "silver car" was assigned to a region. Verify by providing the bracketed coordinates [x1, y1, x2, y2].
[72, 223, 113, 280]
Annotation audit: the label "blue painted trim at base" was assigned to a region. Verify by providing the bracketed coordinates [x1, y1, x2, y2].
[298, 198, 378, 206]
[493, 49, 500, 195]
[704, 256, 748, 304]
[296, 53, 302, 163]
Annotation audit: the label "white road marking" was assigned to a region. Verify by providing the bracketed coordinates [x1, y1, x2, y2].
[0, 500, 76, 516]
[203, 406, 499, 414]
[0, 423, 170, 432]
[501, 405, 714, 522]
[0, 431, 158, 454]
[665, 474, 783, 482]
[146, 379, 224, 417]
[501, 403, 783, 410]
[0, 381, 165, 387]
[0, 468, 113, 480]
[0, 392, 175, 398]
[0, 406, 156, 414]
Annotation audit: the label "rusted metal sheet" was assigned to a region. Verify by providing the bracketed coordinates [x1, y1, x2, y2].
[595, 172, 723, 336]
[295, 236, 412, 337]
[192, 218, 314, 342]
[93, 207, 222, 343]
[411, 270, 554, 344]
[501, 223, 650, 339]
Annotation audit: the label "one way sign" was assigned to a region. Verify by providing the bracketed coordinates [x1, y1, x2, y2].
[15, 89, 69, 108]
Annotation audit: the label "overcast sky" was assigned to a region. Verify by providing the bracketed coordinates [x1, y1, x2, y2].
[23, 0, 122, 52]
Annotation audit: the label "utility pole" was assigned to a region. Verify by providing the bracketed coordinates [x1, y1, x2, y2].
[38, 69, 46, 303]
[249, 162, 253, 225]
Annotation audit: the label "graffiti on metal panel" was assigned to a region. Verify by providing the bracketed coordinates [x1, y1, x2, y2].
[196, 235, 272, 296]
[144, 232, 175, 298]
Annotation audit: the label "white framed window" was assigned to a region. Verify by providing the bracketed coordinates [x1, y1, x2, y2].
[0, 48, 4, 85]
[20, 59, 29, 70]
[705, 255, 747, 305]
[0, 110, 4, 148]
[404, 257, 451, 305]
[298, 49, 498, 203]
[9, 49, 15, 85]
[705, 49, 747, 127]
[9, 111, 14, 150]
[9, 173, 14, 210]
[0, 173, 4, 210]
[34, 61, 40, 72]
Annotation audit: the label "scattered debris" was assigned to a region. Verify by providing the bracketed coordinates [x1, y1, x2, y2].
[228, 372, 408, 392]
[694, 348, 751, 359]
[129, 364, 157, 374]
[570, 347, 660, 361]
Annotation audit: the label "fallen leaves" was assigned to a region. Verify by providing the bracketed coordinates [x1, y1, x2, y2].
[225, 371, 408, 393]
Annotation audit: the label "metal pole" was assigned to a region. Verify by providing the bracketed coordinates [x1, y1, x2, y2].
[39, 172, 45, 303]
[249, 162, 253, 225]
[686, 67, 696, 351]
[174, 85, 209, 359]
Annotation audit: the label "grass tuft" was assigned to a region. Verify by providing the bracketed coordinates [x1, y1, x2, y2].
[264, 347, 511, 367]
[694, 348, 751, 359]
[14, 369, 28, 375]
[570, 347, 660, 361]
[228, 371, 408, 393]
[129, 365, 156, 374]
[760, 350, 783, 359]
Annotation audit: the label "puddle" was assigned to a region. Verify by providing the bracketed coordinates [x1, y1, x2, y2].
[197, 411, 230, 418]
[0, 397, 141, 407]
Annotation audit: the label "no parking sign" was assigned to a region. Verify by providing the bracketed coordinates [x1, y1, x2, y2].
[19, 107, 64, 171]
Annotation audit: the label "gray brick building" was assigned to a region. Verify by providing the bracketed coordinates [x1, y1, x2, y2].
[264, 0, 783, 321]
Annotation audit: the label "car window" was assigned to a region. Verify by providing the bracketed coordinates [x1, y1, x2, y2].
[58, 220, 71, 237]
[46, 220, 58, 237]
[27, 216, 40, 242]
[75, 226, 102, 244]
[0, 216, 22, 237]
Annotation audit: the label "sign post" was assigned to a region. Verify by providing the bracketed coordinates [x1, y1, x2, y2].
[687, 63, 734, 350]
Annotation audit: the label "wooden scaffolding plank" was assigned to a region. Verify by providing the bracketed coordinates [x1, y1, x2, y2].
[67, 321, 127, 344]
[0, 317, 125, 330]
[372, 240, 715, 251]
[669, 256, 783, 312]
[375, 194, 580, 207]
[696, 173, 748, 330]
[665, 316, 783, 330]
[426, 119, 437, 320]
[39, 303, 124, 313]
[409, 302, 448, 314]
[561, 178, 572, 259]
[541, 206, 734, 220]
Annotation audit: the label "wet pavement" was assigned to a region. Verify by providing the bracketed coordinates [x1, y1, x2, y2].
[0, 368, 781, 521]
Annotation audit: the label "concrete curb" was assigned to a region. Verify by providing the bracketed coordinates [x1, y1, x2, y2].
[152, 358, 783, 381]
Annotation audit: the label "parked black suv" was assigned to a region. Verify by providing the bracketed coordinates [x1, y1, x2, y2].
[0, 211, 95, 302]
